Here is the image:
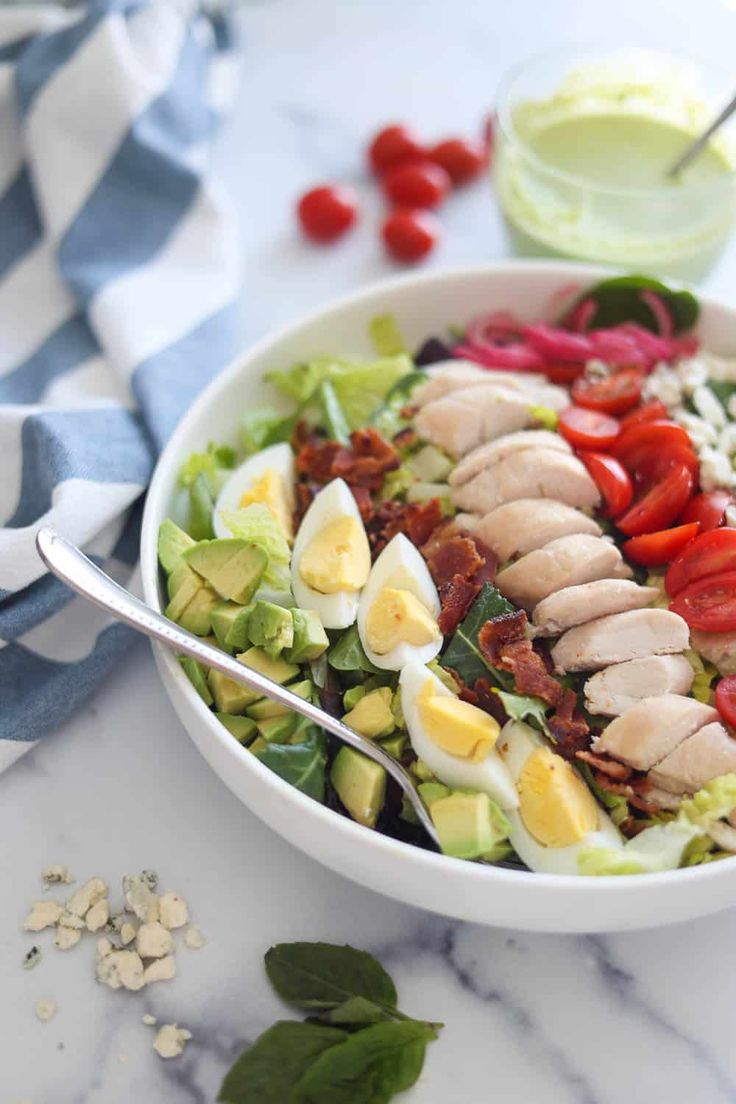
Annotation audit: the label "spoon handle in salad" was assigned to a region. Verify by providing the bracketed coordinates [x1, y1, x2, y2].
[35, 527, 439, 847]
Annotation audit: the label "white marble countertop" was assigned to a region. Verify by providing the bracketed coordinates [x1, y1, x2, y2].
[5, 1, 736, 1101]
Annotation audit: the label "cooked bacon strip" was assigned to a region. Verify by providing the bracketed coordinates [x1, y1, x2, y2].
[501, 640, 563, 706]
[575, 749, 632, 781]
[367, 498, 444, 555]
[296, 427, 400, 493]
[592, 771, 658, 815]
[477, 611, 527, 661]
[437, 574, 479, 635]
[426, 535, 483, 588]
[547, 687, 589, 756]
[459, 677, 508, 725]
[393, 426, 418, 449]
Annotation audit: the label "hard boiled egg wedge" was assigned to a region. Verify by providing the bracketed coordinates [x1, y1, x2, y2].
[497, 721, 623, 875]
[358, 534, 442, 672]
[291, 477, 371, 630]
[213, 443, 295, 541]
[400, 661, 519, 811]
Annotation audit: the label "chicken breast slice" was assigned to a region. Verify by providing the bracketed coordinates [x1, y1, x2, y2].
[551, 608, 690, 674]
[455, 499, 602, 563]
[449, 430, 571, 487]
[649, 722, 736, 794]
[451, 448, 601, 514]
[584, 654, 695, 717]
[415, 386, 544, 457]
[690, 629, 736, 676]
[414, 362, 567, 410]
[592, 695, 718, 770]
[532, 579, 657, 637]
[495, 534, 630, 611]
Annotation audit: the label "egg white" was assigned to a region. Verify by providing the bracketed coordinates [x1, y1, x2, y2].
[291, 477, 371, 630]
[213, 443, 295, 540]
[497, 721, 623, 875]
[358, 534, 442, 671]
[400, 662, 519, 810]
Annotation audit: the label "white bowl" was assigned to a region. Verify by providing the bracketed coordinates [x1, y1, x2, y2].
[141, 260, 736, 933]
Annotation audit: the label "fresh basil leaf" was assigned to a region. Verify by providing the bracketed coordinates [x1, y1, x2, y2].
[495, 690, 550, 734]
[291, 1020, 437, 1104]
[441, 583, 515, 687]
[328, 626, 381, 675]
[253, 729, 327, 802]
[565, 275, 699, 334]
[314, 996, 397, 1028]
[265, 943, 398, 1012]
[218, 1021, 347, 1104]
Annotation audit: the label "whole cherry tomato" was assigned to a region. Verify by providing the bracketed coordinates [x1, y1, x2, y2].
[680, 490, 733, 532]
[558, 406, 621, 450]
[665, 528, 736, 596]
[382, 160, 451, 209]
[571, 368, 644, 416]
[578, 451, 633, 516]
[715, 675, 736, 728]
[616, 462, 695, 536]
[670, 569, 736, 633]
[368, 124, 425, 174]
[622, 522, 700, 567]
[381, 209, 439, 263]
[429, 138, 487, 184]
[297, 185, 358, 243]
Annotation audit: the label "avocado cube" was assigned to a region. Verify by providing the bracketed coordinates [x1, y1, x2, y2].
[342, 687, 395, 740]
[224, 605, 254, 652]
[167, 562, 201, 603]
[247, 600, 294, 660]
[215, 712, 257, 744]
[379, 733, 408, 760]
[237, 646, 299, 685]
[330, 747, 386, 828]
[207, 668, 260, 714]
[256, 713, 299, 744]
[286, 609, 329, 664]
[210, 602, 244, 652]
[183, 539, 267, 604]
[179, 657, 213, 706]
[167, 583, 219, 636]
[247, 679, 313, 720]
[188, 471, 215, 541]
[249, 736, 268, 756]
[429, 792, 510, 861]
[158, 519, 196, 575]
[417, 781, 451, 809]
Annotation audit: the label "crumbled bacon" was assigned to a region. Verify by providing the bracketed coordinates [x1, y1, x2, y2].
[437, 574, 479, 635]
[367, 498, 444, 555]
[547, 688, 589, 756]
[392, 426, 418, 449]
[420, 520, 460, 560]
[592, 772, 658, 815]
[459, 677, 508, 726]
[296, 427, 400, 494]
[296, 440, 341, 484]
[500, 640, 563, 706]
[477, 611, 527, 662]
[575, 750, 632, 781]
[349, 484, 374, 522]
[425, 536, 483, 588]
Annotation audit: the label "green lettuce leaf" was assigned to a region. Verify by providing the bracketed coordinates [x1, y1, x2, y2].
[179, 441, 236, 489]
[528, 405, 558, 431]
[685, 648, 718, 704]
[241, 408, 295, 455]
[495, 690, 550, 734]
[369, 313, 407, 357]
[219, 503, 290, 589]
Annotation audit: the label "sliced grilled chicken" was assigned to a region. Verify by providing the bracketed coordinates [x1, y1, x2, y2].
[495, 534, 630, 611]
[551, 608, 690, 674]
[449, 430, 571, 487]
[456, 499, 602, 564]
[689, 629, 736, 676]
[532, 579, 656, 637]
[646, 786, 684, 812]
[649, 722, 736, 794]
[592, 695, 718, 770]
[414, 362, 567, 409]
[451, 448, 601, 514]
[584, 654, 695, 717]
[415, 386, 543, 457]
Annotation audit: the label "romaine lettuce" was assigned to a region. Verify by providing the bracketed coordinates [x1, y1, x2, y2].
[220, 503, 291, 589]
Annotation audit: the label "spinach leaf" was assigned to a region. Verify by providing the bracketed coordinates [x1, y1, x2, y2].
[218, 1021, 347, 1104]
[441, 583, 515, 686]
[253, 729, 327, 802]
[291, 1021, 437, 1104]
[328, 625, 381, 675]
[565, 275, 699, 334]
[706, 379, 736, 408]
[495, 690, 550, 734]
[265, 943, 398, 1012]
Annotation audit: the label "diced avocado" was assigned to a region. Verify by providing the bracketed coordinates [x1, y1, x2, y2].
[249, 736, 268, 756]
[331, 747, 386, 828]
[418, 781, 451, 808]
[379, 733, 408, 759]
[409, 758, 435, 783]
[167, 584, 219, 636]
[408, 444, 452, 482]
[188, 471, 215, 540]
[247, 679, 313, 720]
[158, 519, 196, 574]
[342, 685, 366, 712]
[247, 600, 294, 659]
[183, 539, 268, 604]
[167, 561, 202, 602]
[210, 602, 244, 651]
[391, 688, 405, 730]
[342, 687, 395, 740]
[286, 608, 329, 664]
[429, 791, 511, 861]
[179, 657, 213, 705]
[224, 605, 254, 652]
[237, 646, 299, 685]
[256, 713, 299, 744]
[215, 713, 257, 744]
[207, 668, 260, 714]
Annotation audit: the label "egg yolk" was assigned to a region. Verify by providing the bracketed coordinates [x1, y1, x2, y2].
[417, 678, 499, 762]
[365, 588, 440, 656]
[518, 747, 598, 848]
[298, 516, 370, 594]
[240, 469, 293, 541]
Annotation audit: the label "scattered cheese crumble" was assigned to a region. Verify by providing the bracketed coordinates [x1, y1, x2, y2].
[35, 998, 57, 1023]
[184, 925, 206, 950]
[42, 865, 74, 886]
[153, 1024, 192, 1059]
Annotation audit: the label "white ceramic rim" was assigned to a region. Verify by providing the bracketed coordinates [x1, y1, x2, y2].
[141, 259, 736, 911]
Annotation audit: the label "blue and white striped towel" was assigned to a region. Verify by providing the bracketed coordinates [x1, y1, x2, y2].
[0, 0, 240, 771]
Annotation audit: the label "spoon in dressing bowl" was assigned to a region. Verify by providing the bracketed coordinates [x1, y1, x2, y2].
[667, 89, 736, 177]
[35, 526, 440, 848]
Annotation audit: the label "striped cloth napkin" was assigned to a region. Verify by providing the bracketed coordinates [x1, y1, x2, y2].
[0, 0, 240, 771]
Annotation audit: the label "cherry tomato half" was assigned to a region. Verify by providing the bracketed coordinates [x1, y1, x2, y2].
[625, 441, 699, 488]
[382, 160, 451, 209]
[715, 675, 736, 728]
[571, 369, 644, 416]
[616, 462, 695, 537]
[613, 420, 694, 472]
[368, 124, 425, 174]
[622, 522, 700, 567]
[681, 490, 733, 533]
[381, 209, 439, 263]
[558, 406, 621, 450]
[620, 398, 669, 430]
[670, 569, 736, 633]
[578, 451, 633, 517]
[665, 528, 736, 597]
[297, 185, 358, 243]
[429, 138, 487, 185]
[543, 362, 586, 385]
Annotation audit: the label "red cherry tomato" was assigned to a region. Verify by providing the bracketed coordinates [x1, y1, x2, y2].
[382, 160, 451, 209]
[617, 462, 695, 536]
[297, 185, 358, 243]
[619, 398, 669, 430]
[578, 451, 633, 517]
[665, 528, 736, 596]
[625, 441, 699, 486]
[614, 420, 694, 470]
[715, 675, 736, 727]
[543, 361, 586, 385]
[368, 124, 425, 174]
[681, 490, 733, 532]
[622, 522, 700, 567]
[381, 209, 439, 263]
[571, 369, 644, 416]
[558, 406, 621, 450]
[670, 569, 736, 633]
[429, 138, 486, 185]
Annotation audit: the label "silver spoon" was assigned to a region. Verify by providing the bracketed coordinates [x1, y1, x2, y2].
[35, 527, 439, 847]
[667, 90, 736, 178]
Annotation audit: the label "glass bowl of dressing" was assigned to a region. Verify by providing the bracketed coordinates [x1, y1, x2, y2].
[494, 46, 736, 281]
